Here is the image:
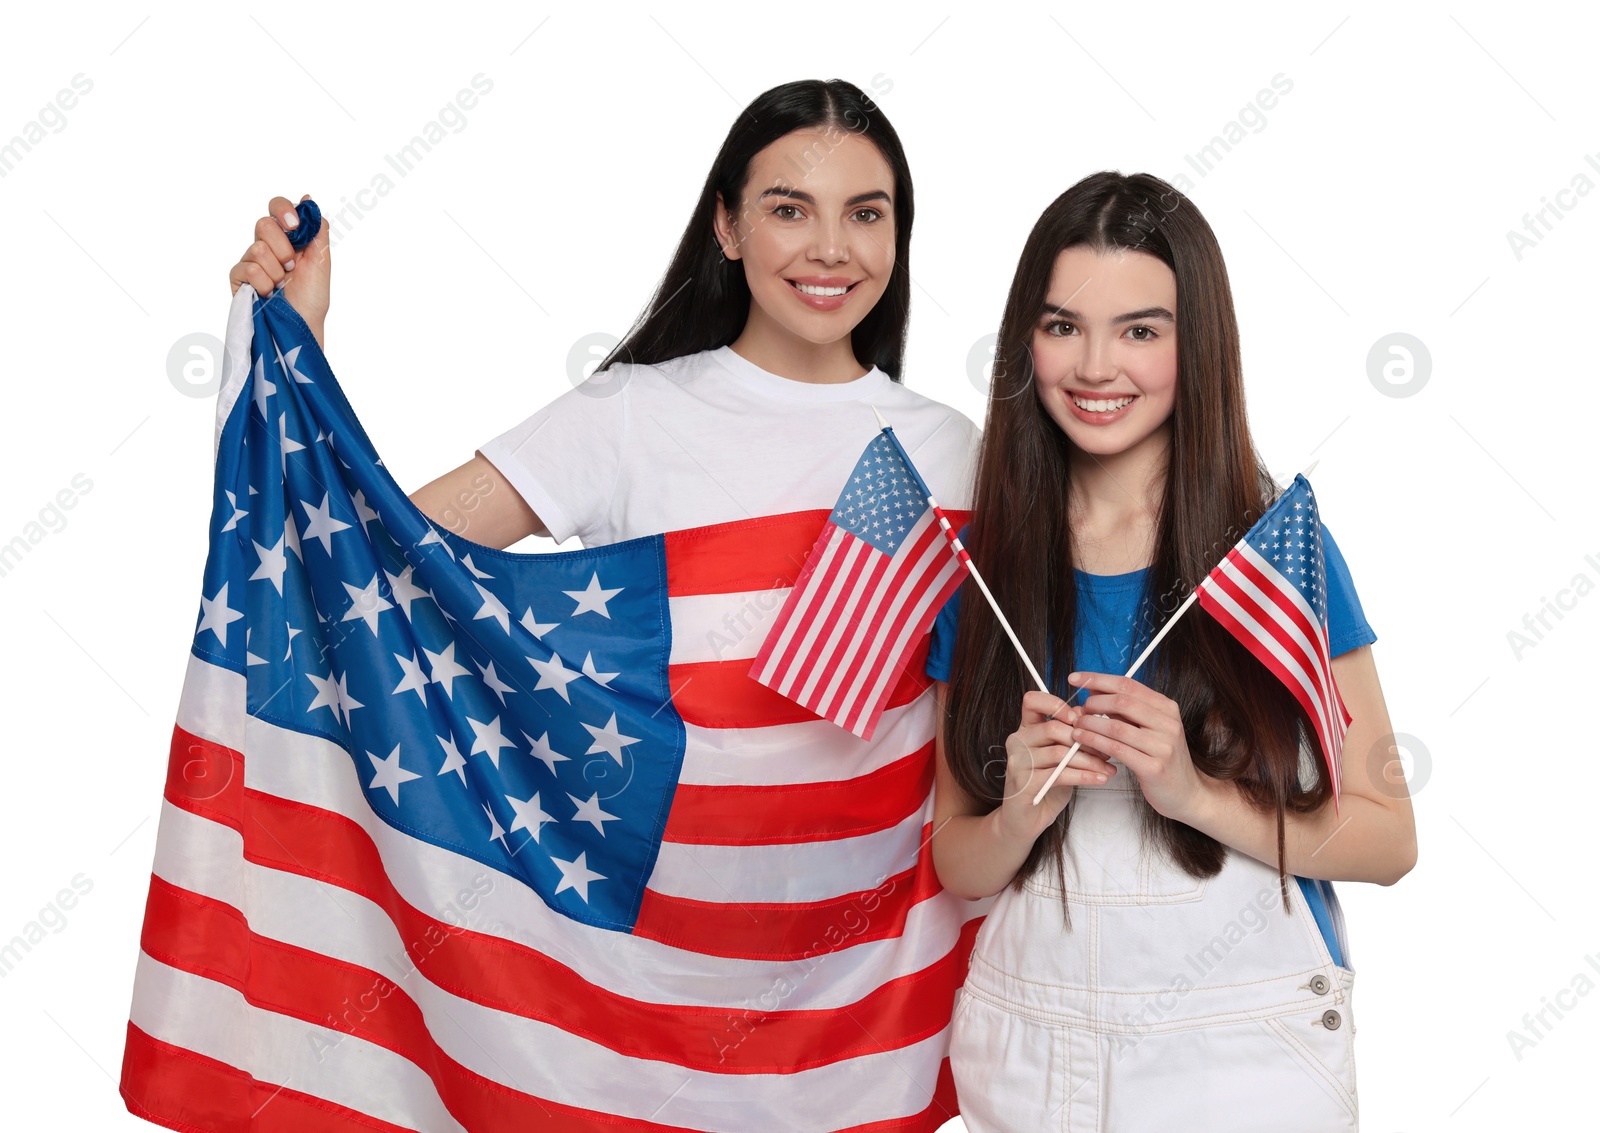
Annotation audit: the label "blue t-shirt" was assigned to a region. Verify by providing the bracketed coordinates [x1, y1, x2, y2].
[925, 523, 1376, 968]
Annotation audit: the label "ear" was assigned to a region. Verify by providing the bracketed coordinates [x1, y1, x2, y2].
[712, 192, 742, 261]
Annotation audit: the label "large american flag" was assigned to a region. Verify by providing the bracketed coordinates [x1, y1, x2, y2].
[748, 430, 971, 741]
[1195, 475, 1352, 804]
[119, 280, 982, 1130]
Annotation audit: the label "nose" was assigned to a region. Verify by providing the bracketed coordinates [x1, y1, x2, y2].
[1076, 331, 1117, 384]
[809, 215, 850, 266]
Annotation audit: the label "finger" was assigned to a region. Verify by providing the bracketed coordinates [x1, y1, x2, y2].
[1021, 690, 1075, 726]
[228, 261, 276, 298]
[1029, 746, 1115, 777]
[1009, 736, 1114, 778]
[244, 238, 288, 287]
[267, 196, 303, 235]
[1077, 690, 1167, 730]
[1018, 718, 1078, 750]
[252, 216, 296, 270]
[1070, 719, 1155, 769]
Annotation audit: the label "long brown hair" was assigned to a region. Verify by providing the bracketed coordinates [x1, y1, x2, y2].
[944, 172, 1328, 917]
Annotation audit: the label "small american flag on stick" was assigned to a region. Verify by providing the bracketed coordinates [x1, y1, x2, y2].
[1194, 473, 1352, 804]
[749, 411, 977, 740]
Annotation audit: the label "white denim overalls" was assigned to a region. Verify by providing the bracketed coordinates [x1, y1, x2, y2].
[950, 753, 1358, 1131]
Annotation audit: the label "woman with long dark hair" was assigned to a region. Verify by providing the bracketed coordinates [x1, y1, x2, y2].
[226, 80, 982, 1128]
[926, 172, 1415, 1130]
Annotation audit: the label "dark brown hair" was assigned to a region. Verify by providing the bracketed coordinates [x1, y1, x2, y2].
[943, 172, 1327, 918]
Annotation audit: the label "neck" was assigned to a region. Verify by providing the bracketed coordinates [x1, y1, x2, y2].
[1067, 424, 1170, 567]
[728, 305, 869, 384]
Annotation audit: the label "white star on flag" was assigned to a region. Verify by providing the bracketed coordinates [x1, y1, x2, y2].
[505, 792, 556, 843]
[341, 575, 394, 635]
[564, 573, 623, 618]
[529, 651, 582, 702]
[392, 652, 429, 704]
[551, 852, 605, 903]
[476, 659, 517, 705]
[523, 731, 570, 777]
[383, 564, 430, 618]
[278, 413, 306, 476]
[520, 608, 557, 639]
[298, 493, 351, 555]
[221, 490, 248, 532]
[367, 744, 420, 805]
[569, 792, 619, 835]
[436, 734, 467, 784]
[581, 652, 619, 688]
[249, 536, 288, 595]
[424, 642, 471, 698]
[467, 714, 515, 768]
[197, 582, 245, 646]
[582, 713, 641, 765]
[473, 581, 511, 633]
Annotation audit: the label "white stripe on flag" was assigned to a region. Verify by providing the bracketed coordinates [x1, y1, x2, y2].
[131, 952, 468, 1132]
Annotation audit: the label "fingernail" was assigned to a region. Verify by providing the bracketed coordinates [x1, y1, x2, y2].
[282, 209, 298, 228]
[1095, 774, 1108, 783]
[282, 258, 295, 271]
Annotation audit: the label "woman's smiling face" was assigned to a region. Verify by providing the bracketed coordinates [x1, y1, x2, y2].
[714, 127, 896, 346]
[1030, 245, 1180, 458]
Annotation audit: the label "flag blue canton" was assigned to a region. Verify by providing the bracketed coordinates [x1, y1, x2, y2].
[194, 289, 686, 932]
[827, 434, 930, 556]
[1246, 475, 1328, 623]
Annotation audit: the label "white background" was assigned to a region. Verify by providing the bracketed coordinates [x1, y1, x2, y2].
[2, 1, 1596, 1128]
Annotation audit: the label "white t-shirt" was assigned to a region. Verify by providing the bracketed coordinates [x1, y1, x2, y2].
[476, 345, 982, 546]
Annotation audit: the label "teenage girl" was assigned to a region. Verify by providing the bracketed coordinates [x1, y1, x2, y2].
[226, 80, 983, 1127]
[926, 172, 1416, 1131]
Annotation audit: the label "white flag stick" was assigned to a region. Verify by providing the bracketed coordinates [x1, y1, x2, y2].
[1031, 458, 1322, 805]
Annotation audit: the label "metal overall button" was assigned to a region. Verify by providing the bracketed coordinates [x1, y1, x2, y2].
[1309, 974, 1331, 996]
[1319, 1008, 1342, 1030]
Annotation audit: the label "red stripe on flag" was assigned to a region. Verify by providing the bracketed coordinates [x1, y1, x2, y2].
[664, 510, 831, 596]
[662, 509, 970, 598]
[634, 823, 945, 961]
[136, 873, 980, 1078]
[668, 645, 932, 731]
[663, 743, 935, 846]
[121, 1022, 418, 1133]
[166, 724, 246, 831]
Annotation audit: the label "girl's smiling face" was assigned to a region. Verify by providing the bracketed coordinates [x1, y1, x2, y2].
[1030, 246, 1179, 458]
[714, 127, 896, 347]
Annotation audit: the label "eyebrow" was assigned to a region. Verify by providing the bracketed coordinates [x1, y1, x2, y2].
[1040, 304, 1175, 324]
[757, 187, 892, 207]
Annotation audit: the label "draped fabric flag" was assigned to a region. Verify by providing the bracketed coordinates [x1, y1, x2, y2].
[1195, 474, 1352, 802]
[119, 262, 979, 1128]
[749, 429, 970, 740]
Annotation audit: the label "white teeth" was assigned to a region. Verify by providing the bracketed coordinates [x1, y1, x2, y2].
[795, 282, 849, 296]
[1072, 394, 1135, 413]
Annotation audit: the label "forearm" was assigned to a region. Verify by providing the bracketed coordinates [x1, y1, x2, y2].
[1184, 776, 1416, 886]
[931, 808, 1039, 900]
